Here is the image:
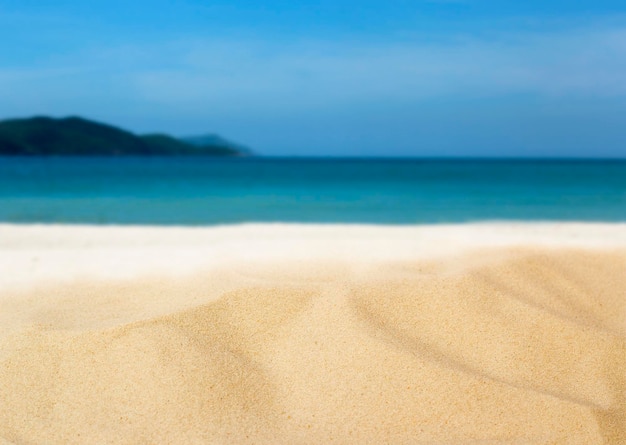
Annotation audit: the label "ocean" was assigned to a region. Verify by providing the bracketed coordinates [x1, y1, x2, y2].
[0, 157, 624, 225]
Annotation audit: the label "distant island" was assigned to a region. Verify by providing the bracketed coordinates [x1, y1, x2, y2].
[0, 116, 252, 156]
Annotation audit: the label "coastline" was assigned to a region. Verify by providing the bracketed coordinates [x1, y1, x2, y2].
[2, 222, 625, 290]
[1, 222, 625, 443]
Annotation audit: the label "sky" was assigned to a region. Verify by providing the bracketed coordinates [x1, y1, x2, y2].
[1, 1, 626, 157]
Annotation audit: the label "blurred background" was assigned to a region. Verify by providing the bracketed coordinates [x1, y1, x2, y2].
[2, 0, 626, 157]
[1, 0, 625, 224]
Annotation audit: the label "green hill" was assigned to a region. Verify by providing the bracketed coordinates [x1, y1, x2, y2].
[140, 134, 205, 155]
[182, 134, 252, 156]
[0, 116, 251, 156]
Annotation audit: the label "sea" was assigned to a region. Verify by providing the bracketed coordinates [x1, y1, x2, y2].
[0, 157, 624, 225]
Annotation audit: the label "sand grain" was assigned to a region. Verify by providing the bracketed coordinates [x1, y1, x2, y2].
[0, 224, 624, 444]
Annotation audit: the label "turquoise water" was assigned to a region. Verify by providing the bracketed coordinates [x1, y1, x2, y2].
[0, 157, 624, 224]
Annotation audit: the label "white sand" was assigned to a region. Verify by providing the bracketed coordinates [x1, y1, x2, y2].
[0, 223, 624, 444]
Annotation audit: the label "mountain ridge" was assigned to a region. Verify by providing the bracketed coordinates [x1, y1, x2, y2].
[0, 116, 252, 156]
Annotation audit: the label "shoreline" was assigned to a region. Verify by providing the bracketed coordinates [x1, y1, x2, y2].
[1, 221, 625, 290]
[3, 221, 621, 288]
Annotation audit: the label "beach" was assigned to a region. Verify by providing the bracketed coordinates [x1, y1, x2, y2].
[0, 223, 624, 444]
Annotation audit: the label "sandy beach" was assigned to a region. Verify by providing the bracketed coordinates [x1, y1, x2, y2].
[0, 223, 624, 444]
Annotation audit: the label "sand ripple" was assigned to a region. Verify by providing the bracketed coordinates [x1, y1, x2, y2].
[0, 249, 624, 444]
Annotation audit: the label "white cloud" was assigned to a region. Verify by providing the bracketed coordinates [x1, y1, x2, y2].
[2, 21, 626, 115]
[116, 23, 626, 114]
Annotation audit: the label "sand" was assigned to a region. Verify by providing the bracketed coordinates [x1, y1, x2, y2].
[0, 223, 624, 444]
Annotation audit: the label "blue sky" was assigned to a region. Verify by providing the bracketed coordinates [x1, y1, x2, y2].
[1, 0, 626, 157]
